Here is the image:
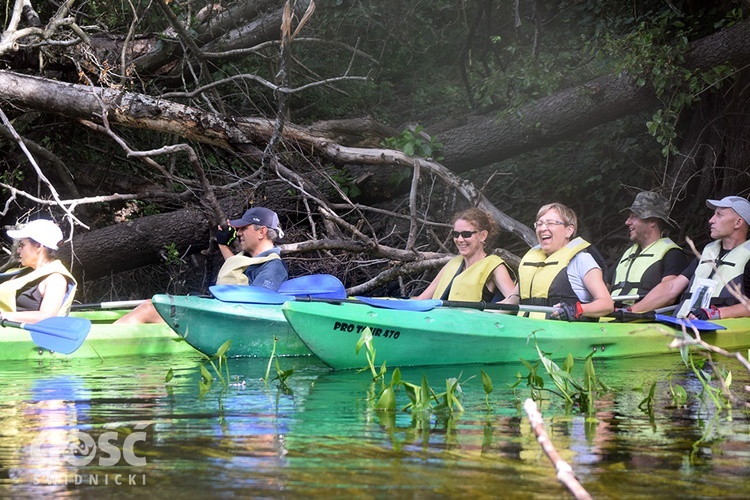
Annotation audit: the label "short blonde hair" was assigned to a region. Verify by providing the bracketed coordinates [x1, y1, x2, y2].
[536, 203, 578, 238]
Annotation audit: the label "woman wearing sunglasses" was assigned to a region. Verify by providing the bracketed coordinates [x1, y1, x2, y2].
[516, 202, 613, 321]
[415, 208, 518, 303]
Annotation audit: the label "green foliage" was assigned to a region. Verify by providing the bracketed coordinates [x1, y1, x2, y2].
[162, 242, 181, 265]
[516, 341, 610, 415]
[195, 339, 231, 398]
[356, 327, 471, 417]
[330, 168, 361, 199]
[0, 166, 24, 186]
[264, 336, 295, 394]
[382, 126, 444, 161]
[605, 11, 737, 156]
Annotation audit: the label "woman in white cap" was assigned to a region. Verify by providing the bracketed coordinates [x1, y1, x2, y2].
[1, 219, 77, 323]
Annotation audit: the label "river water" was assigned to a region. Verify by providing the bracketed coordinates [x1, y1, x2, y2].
[1, 349, 748, 498]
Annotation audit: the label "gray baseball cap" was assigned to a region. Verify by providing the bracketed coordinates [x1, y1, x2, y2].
[706, 196, 750, 226]
[621, 191, 673, 225]
[229, 207, 284, 238]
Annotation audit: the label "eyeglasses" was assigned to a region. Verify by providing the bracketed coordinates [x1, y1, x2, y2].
[533, 220, 567, 230]
[451, 230, 478, 239]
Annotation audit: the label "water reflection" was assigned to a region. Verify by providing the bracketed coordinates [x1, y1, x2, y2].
[0, 352, 747, 497]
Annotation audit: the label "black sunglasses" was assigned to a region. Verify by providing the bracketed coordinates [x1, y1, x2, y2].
[451, 230, 478, 239]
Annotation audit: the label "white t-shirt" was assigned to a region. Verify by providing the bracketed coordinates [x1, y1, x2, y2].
[567, 252, 601, 303]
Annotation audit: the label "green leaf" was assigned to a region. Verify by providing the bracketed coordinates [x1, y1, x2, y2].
[215, 339, 232, 358]
[480, 369, 493, 395]
[200, 364, 213, 384]
[165, 368, 173, 383]
[376, 386, 396, 410]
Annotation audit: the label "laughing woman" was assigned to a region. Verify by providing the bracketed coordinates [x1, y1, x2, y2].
[1, 219, 77, 323]
[516, 203, 613, 321]
[415, 208, 517, 303]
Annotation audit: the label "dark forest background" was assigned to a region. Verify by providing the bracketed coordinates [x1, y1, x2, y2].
[1, 0, 749, 301]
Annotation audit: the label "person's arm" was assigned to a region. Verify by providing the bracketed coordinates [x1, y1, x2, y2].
[578, 268, 614, 317]
[2, 273, 68, 323]
[630, 275, 689, 313]
[219, 245, 234, 260]
[492, 265, 519, 304]
[414, 267, 446, 300]
[705, 302, 750, 319]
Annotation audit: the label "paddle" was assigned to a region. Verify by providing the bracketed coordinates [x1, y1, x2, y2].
[353, 296, 558, 314]
[71, 299, 147, 310]
[352, 296, 726, 331]
[0, 316, 92, 354]
[607, 309, 726, 331]
[210, 274, 347, 303]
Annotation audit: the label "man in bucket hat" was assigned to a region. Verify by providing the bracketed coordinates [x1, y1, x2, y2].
[609, 191, 687, 307]
[632, 195, 750, 319]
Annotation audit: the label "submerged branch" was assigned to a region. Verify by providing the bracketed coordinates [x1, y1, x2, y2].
[523, 399, 593, 500]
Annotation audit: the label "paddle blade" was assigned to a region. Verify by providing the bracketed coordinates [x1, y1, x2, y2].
[654, 313, 727, 331]
[210, 285, 289, 304]
[278, 274, 346, 299]
[354, 297, 442, 312]
[23, 317, 91, 354]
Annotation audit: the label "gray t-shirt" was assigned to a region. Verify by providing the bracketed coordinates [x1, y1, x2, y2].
[567, 252, 601, 303]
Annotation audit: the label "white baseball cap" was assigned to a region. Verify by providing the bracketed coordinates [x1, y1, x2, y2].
[7, 219, 64, 250]
[706, 196, 750, 226]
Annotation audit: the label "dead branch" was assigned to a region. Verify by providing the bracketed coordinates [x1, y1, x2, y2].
[523, 399, 593, 500]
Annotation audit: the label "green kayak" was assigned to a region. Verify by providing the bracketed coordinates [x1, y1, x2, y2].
[1, 309, 193, 360]
[282, 300, 750, 369]
[151, 294, 311, 358]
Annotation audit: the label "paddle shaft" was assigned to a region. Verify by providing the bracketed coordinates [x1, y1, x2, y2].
[437, 300, 558, 314]
[71, 299, 146, 310]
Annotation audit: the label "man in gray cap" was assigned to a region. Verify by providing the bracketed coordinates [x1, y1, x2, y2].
[117, 206, 288, 324]
[610, 191, 687, 306]
[215, 207, 288, 288]
[632, 195, 750, 319]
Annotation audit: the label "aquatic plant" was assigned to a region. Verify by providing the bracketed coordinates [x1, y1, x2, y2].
[197, 339, 231, 398]
[264, 336, 294, 394]
[516, 342, 610, 415]
[357, 326, 473, 417]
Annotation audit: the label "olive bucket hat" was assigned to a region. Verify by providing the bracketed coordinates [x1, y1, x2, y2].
[621, 191, 674, 226]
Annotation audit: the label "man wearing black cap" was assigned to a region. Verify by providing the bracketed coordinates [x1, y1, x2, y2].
[117, 207, 288, 324]
[610, 191, 687, 307]
[215, 207, 288, 289]
[632, 195, 750, 319]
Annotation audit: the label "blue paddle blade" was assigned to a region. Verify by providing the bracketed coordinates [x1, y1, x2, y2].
[354, 297, 443, 312]
[210, 285, 288, 304]
[278, 274, 346, 299]
[654, 313, 727, 331]
[24, 317, 91, 354]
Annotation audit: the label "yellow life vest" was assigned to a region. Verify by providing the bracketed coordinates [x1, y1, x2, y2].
[216, 252, 282, 285]
[518, 237, 591, 306]
[676, 239, 750, 316]
[432, 254, 507, 301]
[611, 238, 681, 298]
[0, 260, 77, 314]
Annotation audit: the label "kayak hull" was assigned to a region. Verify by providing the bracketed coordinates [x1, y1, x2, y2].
[282, 301, 750, 369]
[151, 294, 310, 358]
[1, 310, 192, 360]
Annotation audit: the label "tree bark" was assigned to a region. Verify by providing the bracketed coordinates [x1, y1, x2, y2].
[436, 20, 750, 172]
